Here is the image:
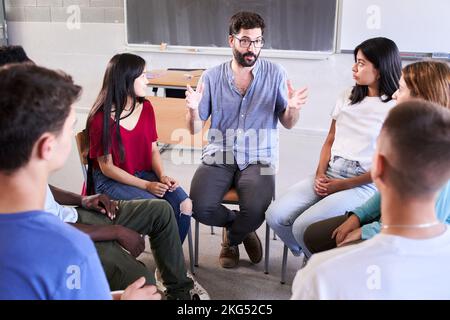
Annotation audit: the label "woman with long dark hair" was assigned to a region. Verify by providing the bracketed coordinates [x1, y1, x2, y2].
[302, 60, 450, 255]
[266, 37, 402, 257]
[86, 53, 192, 244]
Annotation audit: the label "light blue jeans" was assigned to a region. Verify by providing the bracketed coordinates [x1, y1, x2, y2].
[266, 156, 376, 257]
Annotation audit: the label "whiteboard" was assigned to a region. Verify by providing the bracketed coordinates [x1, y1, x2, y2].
[339, 0, 450, 54]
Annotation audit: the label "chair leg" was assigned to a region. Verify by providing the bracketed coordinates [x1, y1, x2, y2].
[210, 226, 215, 235]
[194, 220, 200, 267]
[187, 225, 195, 275]
[264, 223, 270, 274]
[281, 245, 288, 284]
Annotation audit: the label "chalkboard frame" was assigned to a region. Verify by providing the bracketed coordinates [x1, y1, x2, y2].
[124, 0, 339, 59]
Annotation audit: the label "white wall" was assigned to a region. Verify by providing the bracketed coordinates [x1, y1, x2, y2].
[7, 22, 357, 193]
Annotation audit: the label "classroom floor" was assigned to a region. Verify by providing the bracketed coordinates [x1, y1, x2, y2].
[139, 224, 305, 300]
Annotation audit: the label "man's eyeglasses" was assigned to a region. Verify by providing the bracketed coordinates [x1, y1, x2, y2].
[233, 36, 265, 48]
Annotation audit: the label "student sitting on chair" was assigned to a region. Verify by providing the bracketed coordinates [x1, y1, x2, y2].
[292, 100, 450, 299]
[266, 37, 402, 258]
[86, 53, 193, 245]
[0, 63, 159, 300]
[0, 45, 208, 300]
[303, 61, 450, 255]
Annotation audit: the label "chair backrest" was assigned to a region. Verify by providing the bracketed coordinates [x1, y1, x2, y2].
[75, 130, 89, 183]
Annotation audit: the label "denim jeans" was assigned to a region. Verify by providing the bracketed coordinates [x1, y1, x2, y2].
[265, 156, 376, 257]
[93, 170, 191, 244]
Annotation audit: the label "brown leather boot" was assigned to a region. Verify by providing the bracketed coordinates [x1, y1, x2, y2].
[243, 231, 263, 264]
[219, 228, 239, 268]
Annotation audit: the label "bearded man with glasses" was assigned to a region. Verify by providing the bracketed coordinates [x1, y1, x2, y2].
[186, 11, 308, 269]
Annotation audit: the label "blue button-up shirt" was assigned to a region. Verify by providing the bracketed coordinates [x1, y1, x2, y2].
[198, 59, 288, 170]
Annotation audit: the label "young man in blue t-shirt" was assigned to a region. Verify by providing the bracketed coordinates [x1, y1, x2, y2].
[0, 45, 209, 301]
[0, 64, 160, 300]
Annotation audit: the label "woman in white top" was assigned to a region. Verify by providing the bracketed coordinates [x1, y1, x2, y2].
[266, 37, 402, 257]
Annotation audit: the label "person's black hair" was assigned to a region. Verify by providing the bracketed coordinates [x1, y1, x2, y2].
[350, 37, 401, 105]
[229, 11, 265, 35]
[85, 53, 146, 194]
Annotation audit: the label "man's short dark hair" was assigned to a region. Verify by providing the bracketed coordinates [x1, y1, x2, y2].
[229, 11, 265, 35]
[0, 64, 81, 174]
[381, 100, 450, 197]
[0, 46, 32, 67]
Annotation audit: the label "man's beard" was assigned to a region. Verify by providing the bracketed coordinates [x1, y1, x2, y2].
[233, 48, 260, 67]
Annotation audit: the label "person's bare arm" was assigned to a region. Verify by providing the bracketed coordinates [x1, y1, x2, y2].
[314, 121, 336, 196]
[97, 155, 168, 197]
[49, 185, 82, 206]
[50, 186, 118, 219]
[70, 223, 145, 258]
[314, 120, 373, 196]
[151, 142, 179, 192]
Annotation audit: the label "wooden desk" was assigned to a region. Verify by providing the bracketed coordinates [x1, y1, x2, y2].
[147, 96, 210, 148]
[148, 69, 203, 90]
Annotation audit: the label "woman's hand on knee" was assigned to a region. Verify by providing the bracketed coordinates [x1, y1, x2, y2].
[145, 181, 169, 197]
[160, 175, 179, 192]
[314, 174, 329, 196]
[317, 178, 348, 196]
[337, 228, 362, 247]
[332, 214, 361, 246]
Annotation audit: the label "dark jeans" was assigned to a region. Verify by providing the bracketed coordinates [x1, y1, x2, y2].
[303, 213, 364, 255]
[93, 170, 191, 244]
[76, 199, 193, 299]
[190, 153, 275, 246]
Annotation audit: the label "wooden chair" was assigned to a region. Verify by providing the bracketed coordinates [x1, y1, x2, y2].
[74, 130, 196, 275]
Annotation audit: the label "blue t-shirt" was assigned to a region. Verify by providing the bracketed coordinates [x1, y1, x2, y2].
[0, 211, 111, 300]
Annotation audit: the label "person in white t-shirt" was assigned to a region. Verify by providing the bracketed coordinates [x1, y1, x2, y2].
[292, 100, 450, 299]
[266, 37, 402, 257]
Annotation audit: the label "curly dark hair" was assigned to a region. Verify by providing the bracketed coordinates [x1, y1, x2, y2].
[229, 11, 265, 35]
